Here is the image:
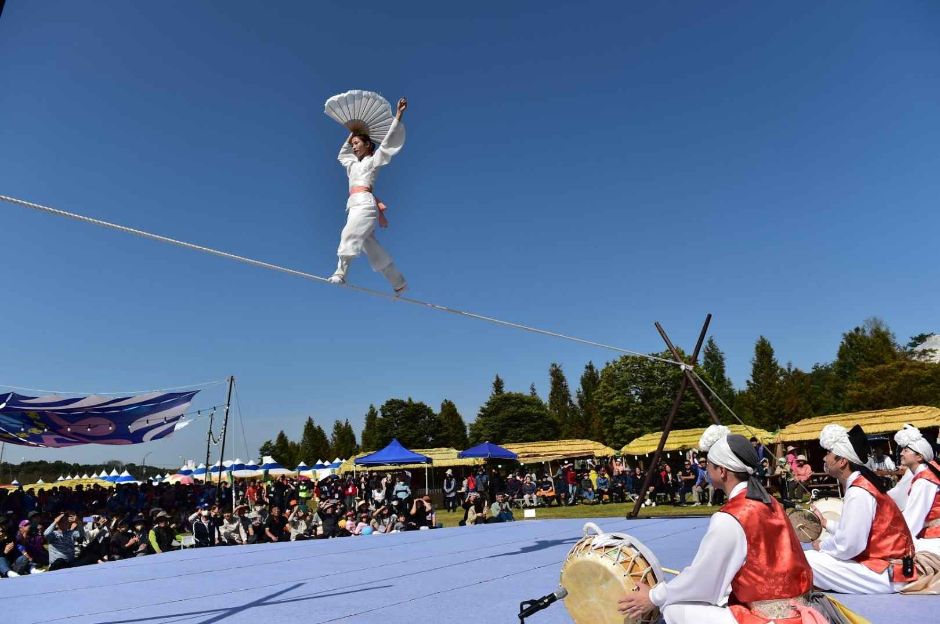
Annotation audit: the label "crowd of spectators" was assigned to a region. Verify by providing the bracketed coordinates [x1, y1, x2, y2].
[2, 440, 854, 579]
[0, 470, 443, 578]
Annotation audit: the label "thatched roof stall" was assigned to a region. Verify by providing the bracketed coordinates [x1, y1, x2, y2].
[774, 405, 940, 443]
[502, 439, 617, 465]
[621, 425, 773, 457]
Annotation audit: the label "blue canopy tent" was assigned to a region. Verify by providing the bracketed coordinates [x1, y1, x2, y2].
[354, 439, 431, 466]
[354, 439, 431, 489]
[458, 441, 518, 460]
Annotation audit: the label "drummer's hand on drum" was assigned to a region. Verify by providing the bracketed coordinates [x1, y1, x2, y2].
[617, 581, 654, 619]
[811, 539, 822, 551]
[810, 504, 827, 529]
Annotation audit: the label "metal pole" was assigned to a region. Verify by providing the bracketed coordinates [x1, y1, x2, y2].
[629, 315, 711, 519]
[216, 376, 235, 507]
[204, 409, 216, 491]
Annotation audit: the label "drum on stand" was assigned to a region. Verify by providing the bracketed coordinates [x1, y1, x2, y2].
[559, 522, 665, 624]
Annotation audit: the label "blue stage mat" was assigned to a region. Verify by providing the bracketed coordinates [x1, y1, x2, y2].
[0, 516, 929, 623]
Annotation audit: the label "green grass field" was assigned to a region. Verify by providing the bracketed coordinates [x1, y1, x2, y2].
[436, 501, 717, 528]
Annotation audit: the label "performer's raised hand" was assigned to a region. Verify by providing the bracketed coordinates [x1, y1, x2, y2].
[617, 581, 654, 618]
[396, 97, 408, 119]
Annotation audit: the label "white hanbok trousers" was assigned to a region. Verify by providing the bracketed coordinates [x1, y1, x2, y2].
[915, 537, 940, 556]
[337, 203, 392, 271]
[661, 603, 736, 624]
[804, 550, 903, 593]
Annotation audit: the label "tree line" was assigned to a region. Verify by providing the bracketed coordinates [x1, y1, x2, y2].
[258, 318, 937, 462]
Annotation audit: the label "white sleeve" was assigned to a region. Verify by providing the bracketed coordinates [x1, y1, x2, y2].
[903, 478, 936, 537]
[338, 137, 357, 172]
[888, 469, 913, 509]
[649, 512, 745, 608]
[819, 487, 876, 560]
[372, 118, 405, 168]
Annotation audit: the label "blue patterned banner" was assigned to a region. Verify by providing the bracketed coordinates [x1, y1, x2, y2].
[0, 390, 198, 448]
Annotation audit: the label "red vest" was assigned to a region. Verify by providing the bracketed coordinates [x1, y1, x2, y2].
[909, 463, 940, 539]
[721, 492, 814, 605]
[849, 476, 917, 581]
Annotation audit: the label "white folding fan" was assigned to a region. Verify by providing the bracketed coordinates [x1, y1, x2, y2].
[324, 89, 394, 145]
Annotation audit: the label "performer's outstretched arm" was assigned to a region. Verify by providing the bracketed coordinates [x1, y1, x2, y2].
[373, 97, 408, 168]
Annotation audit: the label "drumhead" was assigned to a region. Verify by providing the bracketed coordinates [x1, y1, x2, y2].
[561, 526, 663, 624]
[787, 508, 822, 543]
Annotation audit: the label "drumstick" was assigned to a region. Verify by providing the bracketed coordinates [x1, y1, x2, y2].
[661, 567, 680, 576]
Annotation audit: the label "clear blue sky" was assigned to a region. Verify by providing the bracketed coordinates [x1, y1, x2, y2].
[1, 1, 937, 469]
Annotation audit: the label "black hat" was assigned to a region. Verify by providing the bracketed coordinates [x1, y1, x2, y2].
[847, 425, 871, 465]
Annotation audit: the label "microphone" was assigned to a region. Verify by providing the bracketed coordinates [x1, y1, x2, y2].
[518, 587, 568, 621]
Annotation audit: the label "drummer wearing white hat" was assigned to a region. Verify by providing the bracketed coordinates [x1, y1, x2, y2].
[804, 424, 917, 593]
[889, 424, 940, 556]
[619, 425, 822, 624]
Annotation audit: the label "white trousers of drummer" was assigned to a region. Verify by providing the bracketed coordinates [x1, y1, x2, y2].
[334, 196, 405, 290]
[803, 550, 904, 593]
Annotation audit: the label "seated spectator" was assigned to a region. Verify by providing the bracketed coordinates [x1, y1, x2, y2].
[247, 503, 268, 538]
[287, 506, 312, 541]
[234, 505, 256, 543]
[0, 523, 22, 577]
[191, 505, 216, 547]
[149, 512, 177, 552]
[80, 514, 111, 564]
[521, 476, 538, 508]
[352, 512, 371, 535]
[109, 518, 140, 560]
[489, 493, 515, 522]
[536, 476, 557, 507]
[315, 499, 344, 538]
[460, 493, 487, 526]
[370, 504, 398, 534]
[405, 498, 432, 530]
[263, 506, 289, 543]
[505, 473, 522, 506]
[595, 471, 610, 504]
[581, 481, 597, 504]
[44, 512, 78, 570]
[218, 509, 248, 545]
[14, 519, 46, 571]
[421, 495, 437, 528]
[789, 454, 813, 500]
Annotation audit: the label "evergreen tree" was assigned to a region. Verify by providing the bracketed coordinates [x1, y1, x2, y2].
[311, 423, 332, 462]
[376, 398, 445, 448]
[272, 430, 294, 466]
[330, 419, 359, 459]
[548, 362, 576, 438]
[439, 399, 469, 449]
[529, 383, 538, 397]
[829, 318, 903, 410]
[701, 337, 736, 409]
[469, 392, 557, 444]
[492, 374, 505, 396]
[737, 336, 784, 430]
[778, 364, 815, 425]
[576, 361, 603, 442]
[594, 350, 709, 449]
[846, 360, 940, 410]
[360, 405, 380, 452]
[258, 439, 276, 459]
[298, 417, 318, 464]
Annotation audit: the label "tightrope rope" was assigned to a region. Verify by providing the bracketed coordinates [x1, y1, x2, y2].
[1, 193, 681, 365]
